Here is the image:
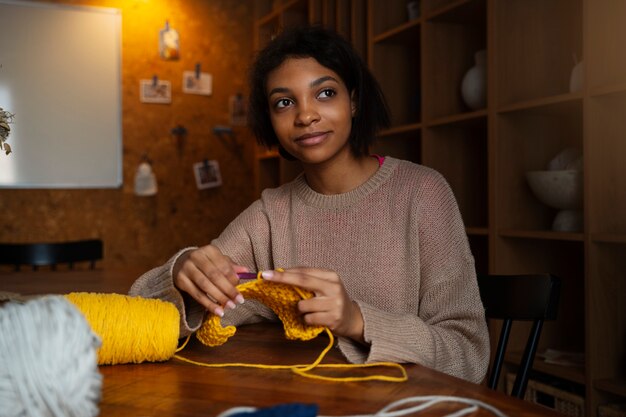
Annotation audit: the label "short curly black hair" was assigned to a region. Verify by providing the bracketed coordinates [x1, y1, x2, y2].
[247, 25, 390, 158]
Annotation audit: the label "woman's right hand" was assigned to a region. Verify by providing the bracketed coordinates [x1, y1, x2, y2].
[172, 245, 248, 317]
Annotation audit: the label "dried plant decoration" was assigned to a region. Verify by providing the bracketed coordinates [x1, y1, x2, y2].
[0, 107, 14, 155]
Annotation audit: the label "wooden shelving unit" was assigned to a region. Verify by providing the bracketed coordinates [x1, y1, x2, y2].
[366, 0, 625, 415]
[252, 1, 625, 414]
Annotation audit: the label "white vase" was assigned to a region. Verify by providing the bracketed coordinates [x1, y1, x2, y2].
[569, 60, 583, 93]
[407, 1, 420, 20]
[461, 49, 487, 110]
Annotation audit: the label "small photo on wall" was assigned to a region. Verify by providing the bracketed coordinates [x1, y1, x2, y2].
[140, 79, 172, 104]
[182, 71, 213, 96]
[193, 160, 222, 190]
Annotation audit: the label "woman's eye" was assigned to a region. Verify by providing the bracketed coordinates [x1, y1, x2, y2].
[318, 88, 336, 99]
[275, 98, 292, 109]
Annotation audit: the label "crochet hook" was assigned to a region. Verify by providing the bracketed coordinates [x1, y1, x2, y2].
[237, 272, 258, 281]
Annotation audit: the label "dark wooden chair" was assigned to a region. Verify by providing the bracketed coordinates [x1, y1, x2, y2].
[0, 239, 103, 271]
[477, 273, 561, 399]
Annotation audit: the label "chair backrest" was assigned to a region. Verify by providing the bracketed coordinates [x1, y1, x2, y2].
[0, 239, 103, 271]
[477, 273, 561, 399]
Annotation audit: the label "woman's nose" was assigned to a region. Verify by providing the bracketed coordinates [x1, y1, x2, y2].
[295, 102, 320, 126]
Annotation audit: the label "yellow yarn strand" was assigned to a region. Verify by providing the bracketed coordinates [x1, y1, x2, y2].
[64, 292, 180, 365]
[174, 270, 408, 383]
[174, 327, 407, 382]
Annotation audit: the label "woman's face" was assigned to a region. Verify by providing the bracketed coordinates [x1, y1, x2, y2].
[266, 57, 356, 165]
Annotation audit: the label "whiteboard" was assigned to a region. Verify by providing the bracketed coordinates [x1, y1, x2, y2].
[0, 0, 122, 188]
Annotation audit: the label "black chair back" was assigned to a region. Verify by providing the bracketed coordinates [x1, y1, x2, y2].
[0, 239, 103, 271]
[477, 273, 561, 399]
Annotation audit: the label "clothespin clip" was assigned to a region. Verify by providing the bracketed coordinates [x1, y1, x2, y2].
[171, 124, 187, 137]
[152, 75, 158, 87]
[165, 20, 169, 31]
[195, 63, 201, 80]
[213, 125, 234, 137]
[171, 124, 187, 154]
[203, 158, 210, 168]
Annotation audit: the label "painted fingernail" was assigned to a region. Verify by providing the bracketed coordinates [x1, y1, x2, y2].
[225, 300, 236, 310]
[235, 294, 245, 304]
[214, 307, 224, 317]
[261, 270, 274, 280]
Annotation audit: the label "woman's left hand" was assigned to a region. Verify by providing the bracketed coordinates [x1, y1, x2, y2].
[261, 268, 364, 342]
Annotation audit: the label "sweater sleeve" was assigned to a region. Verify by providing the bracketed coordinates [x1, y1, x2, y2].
[128, 247, 206, 337]
[128, 200, 278, 338]
[337, 170, 490, 384]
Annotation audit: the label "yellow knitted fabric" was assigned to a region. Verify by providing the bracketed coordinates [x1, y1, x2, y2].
[196, 273, 324, 347]
[176, 271, 408, 383]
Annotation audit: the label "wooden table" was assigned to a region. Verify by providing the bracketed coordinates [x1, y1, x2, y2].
[0, 270, 561, 416]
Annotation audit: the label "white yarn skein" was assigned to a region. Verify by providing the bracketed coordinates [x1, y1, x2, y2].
[0, 296, 102, 417]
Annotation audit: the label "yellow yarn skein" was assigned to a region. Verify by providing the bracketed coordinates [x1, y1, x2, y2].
[64, 292, 180, 365]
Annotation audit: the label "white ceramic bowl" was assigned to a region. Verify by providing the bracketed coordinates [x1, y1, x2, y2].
[525, 170, 583, 210]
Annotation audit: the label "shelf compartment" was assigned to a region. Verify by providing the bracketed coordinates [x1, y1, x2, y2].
[493, 238, 585, 359]
[255, 0, 309, 49]
[370, 26, 421, 127]
[425, 0, 485, 24]
[255, 0, 308, 23]
[349, 0, 368, 59]
[495, 0, 582, 106]
[590, 82, 626, 99]
[370, 0, 419, 36]
[309, 0, 367, 63]
[591, 234, 626, 244]
[498, 229, 584, 242]
[372, 20, 421, 44]
[426, 109, 487, 128]
[587, 1, 626, 93]
[594, 379, 626, 399]
[588, 93, 626, 235]
[497, 92, 583, 115]
[317, 0, 338, 29]
[422, 117, 487, 229]
[378, 122, 421, 138]
[466, 226, 488, 236]
[422, 3, 486, 120]
[588, 244, 626, 389]
[496, 99, 583, 231]
[505, 351, 586, 385]
[372, 130, 421, 164]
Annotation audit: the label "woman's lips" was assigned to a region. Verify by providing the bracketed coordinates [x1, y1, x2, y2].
[294, 131, 329, 146]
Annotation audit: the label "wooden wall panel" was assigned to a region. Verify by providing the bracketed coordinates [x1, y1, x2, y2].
[0, 0, 256, 270]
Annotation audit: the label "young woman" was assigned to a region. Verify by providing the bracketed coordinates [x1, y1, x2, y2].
[130, 25, 489, 383]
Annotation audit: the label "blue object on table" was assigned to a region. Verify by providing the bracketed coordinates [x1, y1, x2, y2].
[229, 403, 318, 417]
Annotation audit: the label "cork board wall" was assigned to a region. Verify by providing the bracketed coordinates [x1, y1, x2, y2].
[0, 0, 256, 270]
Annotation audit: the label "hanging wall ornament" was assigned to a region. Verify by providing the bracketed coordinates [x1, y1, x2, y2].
[159, 20, 180, 60]
[134, 156, 158, 196]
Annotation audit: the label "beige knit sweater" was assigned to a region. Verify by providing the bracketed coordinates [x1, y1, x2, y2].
[129, 157, 490, 383]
